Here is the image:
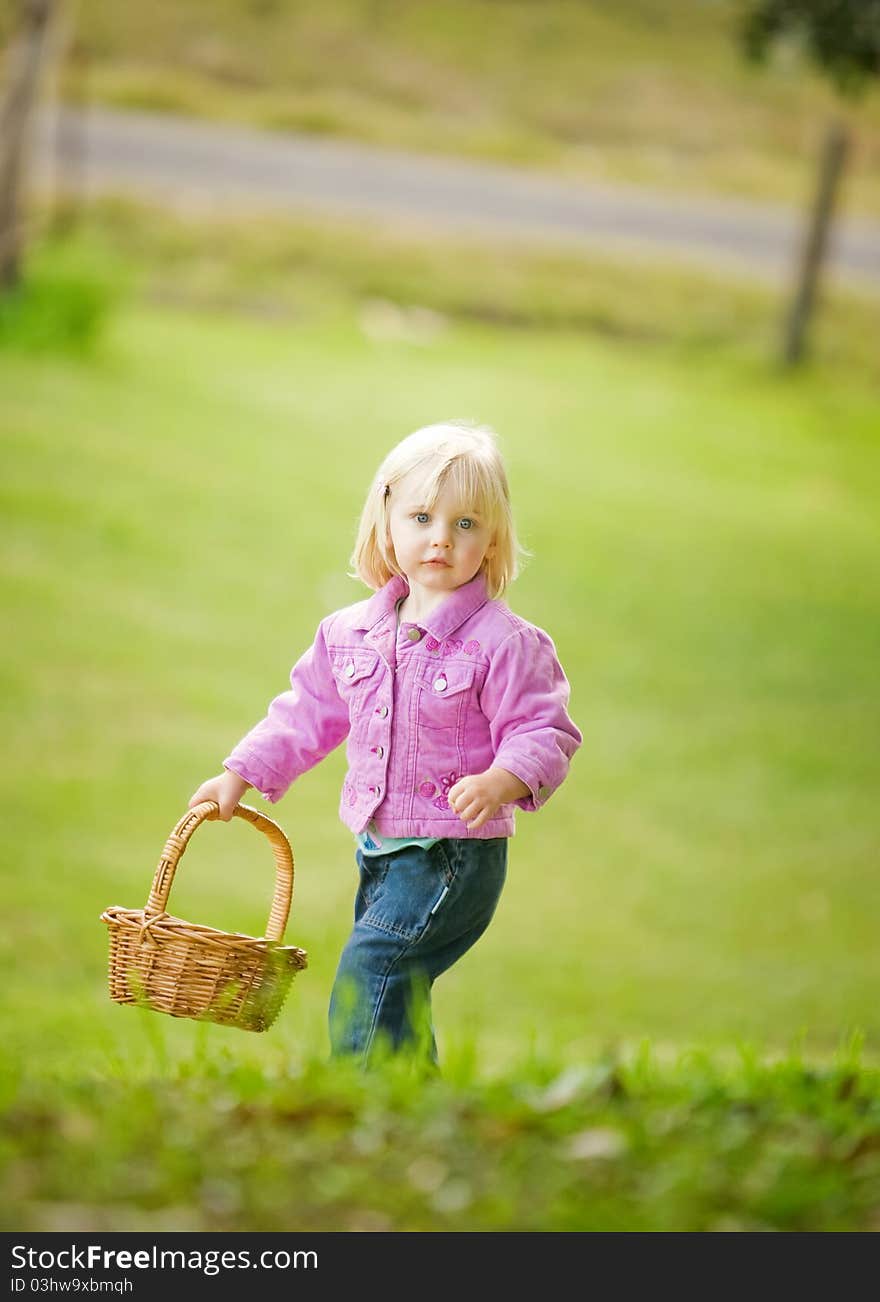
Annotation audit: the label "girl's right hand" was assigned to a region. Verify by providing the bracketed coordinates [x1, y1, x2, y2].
[188, 769, 251, 821]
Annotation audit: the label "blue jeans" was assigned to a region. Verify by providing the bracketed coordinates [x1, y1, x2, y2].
[328, 837, 508, 1065]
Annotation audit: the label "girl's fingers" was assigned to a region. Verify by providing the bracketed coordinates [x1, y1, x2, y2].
[448, 783, 495, 826]
[467, 802, 497, 829]
[458, 799, 486, 826]
[449, 776, 482, 806]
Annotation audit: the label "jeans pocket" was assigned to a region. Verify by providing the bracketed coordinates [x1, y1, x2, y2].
[430, 840, 456, 888]
[355, 851, 391, 913]
[357, 843, 452, 943]
[437, 838, 507, 936]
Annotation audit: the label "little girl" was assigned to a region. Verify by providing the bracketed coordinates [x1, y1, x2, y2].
[189, 421, 582, 1065]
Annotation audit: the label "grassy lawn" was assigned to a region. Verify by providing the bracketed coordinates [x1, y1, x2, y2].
[1, 212, 878, 1228]
[9, 0, 880, 216]
[4, 1043, 878, 1231]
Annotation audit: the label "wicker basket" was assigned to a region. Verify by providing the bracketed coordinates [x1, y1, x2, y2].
[100, 800, 307, 1032]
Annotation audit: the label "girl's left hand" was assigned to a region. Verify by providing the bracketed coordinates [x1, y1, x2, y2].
[448, 767, 530, 829]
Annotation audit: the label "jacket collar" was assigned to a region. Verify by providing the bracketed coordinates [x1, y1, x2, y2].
[356, 574, 409, 632]
[356, 572, 490, 640]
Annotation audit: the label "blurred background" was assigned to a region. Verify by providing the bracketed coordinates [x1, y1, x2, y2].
[2, 0, 879, 1088]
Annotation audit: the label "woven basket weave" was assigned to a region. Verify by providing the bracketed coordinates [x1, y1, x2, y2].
[100, 800, 307, 1032]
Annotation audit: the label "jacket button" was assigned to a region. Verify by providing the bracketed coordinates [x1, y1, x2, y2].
[433, 675, 447, 692]
[374, 746, 384, 759]
[406, 627, 422, 642]
[377, 705, 389, 718]
[344, 663, 356, 678]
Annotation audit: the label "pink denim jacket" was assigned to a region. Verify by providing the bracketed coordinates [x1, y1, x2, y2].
[223, 572, 582, 839]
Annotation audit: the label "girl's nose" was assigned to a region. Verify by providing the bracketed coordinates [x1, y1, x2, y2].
[431, 524, 452, 547]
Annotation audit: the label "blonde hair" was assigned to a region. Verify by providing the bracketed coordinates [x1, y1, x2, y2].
[350, 421, 524, 598]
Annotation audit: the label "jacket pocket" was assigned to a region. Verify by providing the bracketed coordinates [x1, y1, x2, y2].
[331, 650, 381, 740]
[414, 659, 476, 733]
[331, 650, 380, 691]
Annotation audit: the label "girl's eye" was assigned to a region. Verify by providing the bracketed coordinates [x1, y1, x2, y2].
[458, 518, 474, 530]
[415, 512, 430, 524]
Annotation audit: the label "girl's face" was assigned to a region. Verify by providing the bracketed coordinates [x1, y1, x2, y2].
[387, 468, 496, 601]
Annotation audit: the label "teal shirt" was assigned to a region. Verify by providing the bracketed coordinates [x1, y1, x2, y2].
[356, 824, 439, 857]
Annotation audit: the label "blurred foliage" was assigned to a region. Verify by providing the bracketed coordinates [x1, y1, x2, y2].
[2, 1039, 878, 1230]
[0, 232, 127, 352]
[741, 0, 880, 97]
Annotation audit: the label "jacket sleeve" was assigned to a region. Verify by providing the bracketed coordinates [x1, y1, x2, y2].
[222, 615, 350, 803]
[478, 624, 582, 812]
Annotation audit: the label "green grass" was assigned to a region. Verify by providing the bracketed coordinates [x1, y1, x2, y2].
[4, 1041, 878, 1231]
[38, 195, 880, 380]
[31, 0, 880, 216]
[1, 216, 879, 1228]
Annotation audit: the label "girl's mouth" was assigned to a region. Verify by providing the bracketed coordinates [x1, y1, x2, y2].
[424, 559, 451, 567]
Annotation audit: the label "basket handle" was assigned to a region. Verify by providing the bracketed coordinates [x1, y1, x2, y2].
[146, 801, 295, 943]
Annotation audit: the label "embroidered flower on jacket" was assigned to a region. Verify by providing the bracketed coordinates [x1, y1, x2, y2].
[417, 770, 459, 810]
[425, 636, 442, 654]
[464, 639, 481, 655]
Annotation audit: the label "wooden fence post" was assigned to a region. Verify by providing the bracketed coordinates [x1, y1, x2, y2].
[0, 0, 58, 290]
[782, 119, 849, 367]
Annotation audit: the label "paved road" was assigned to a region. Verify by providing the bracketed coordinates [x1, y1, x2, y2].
[34, 105, 880, 292]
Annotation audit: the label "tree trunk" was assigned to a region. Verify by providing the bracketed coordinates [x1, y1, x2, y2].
[782, 119, 849, 367]
[48, 2, 86, 239]
[0, 0, 58, 291]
